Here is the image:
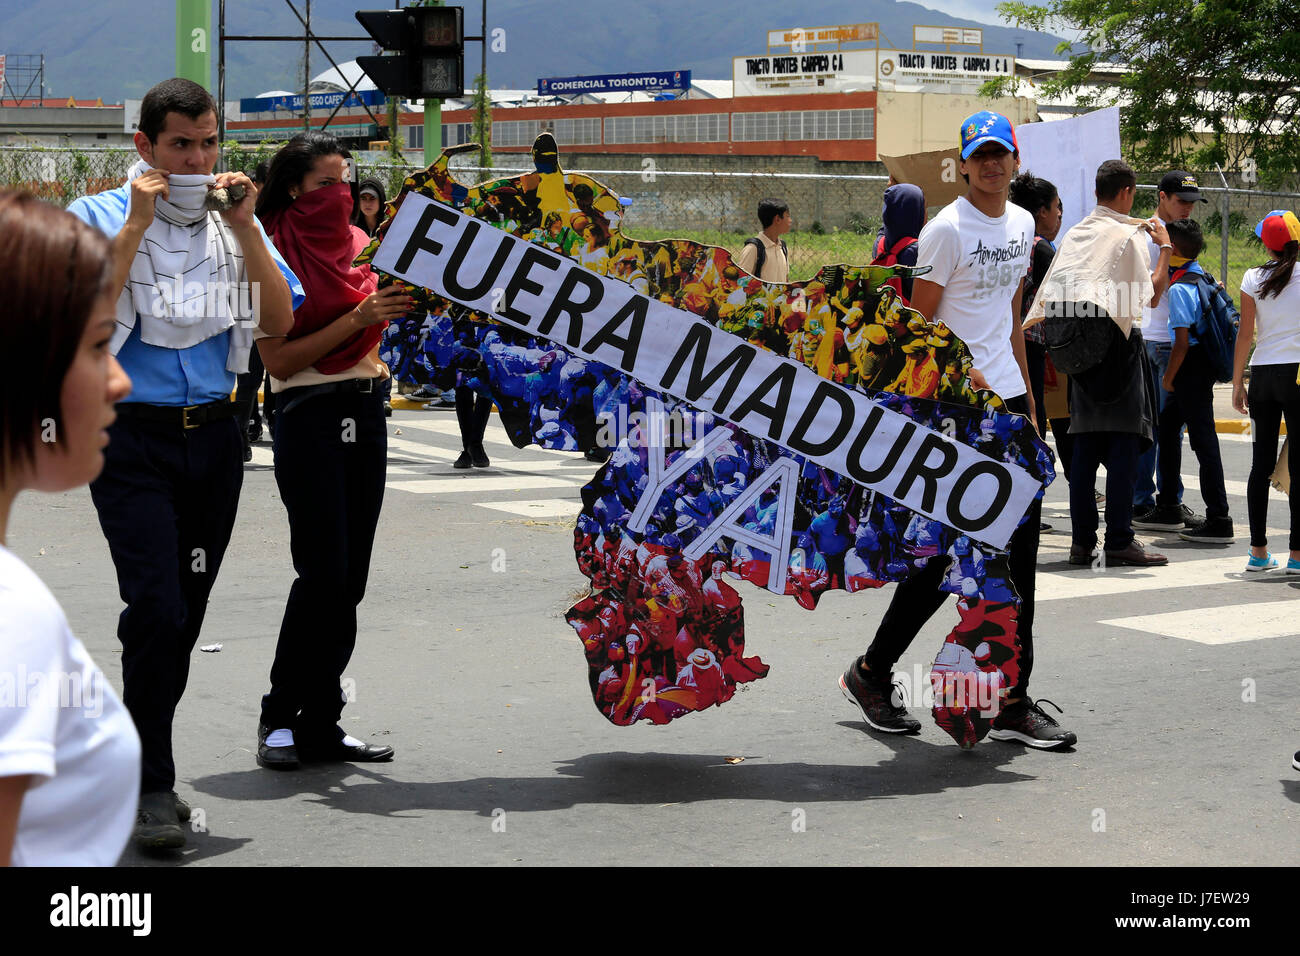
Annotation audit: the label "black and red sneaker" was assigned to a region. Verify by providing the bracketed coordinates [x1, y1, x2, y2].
[988, 697, 1077, 749]
[839, 658, 921, 734]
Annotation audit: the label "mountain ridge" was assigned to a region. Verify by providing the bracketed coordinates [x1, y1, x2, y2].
[0, 0, 1072, 102]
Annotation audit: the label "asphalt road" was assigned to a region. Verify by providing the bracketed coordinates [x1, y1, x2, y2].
[8, 402, 1297, 866]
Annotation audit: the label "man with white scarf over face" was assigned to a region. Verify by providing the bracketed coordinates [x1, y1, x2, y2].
[67, 78, 302, 852]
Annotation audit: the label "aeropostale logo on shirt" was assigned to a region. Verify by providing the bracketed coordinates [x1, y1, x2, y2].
[966, 236, 1029, 268]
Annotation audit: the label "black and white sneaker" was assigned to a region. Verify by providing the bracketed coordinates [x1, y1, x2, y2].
[1178, 503, 1204, 528]
[988, 698, 1077, 749]
[1178, 516, 1235, 544]
[839, 658, 921, 734]
[409, 385, 442, 402]
[1293, 749, 1299, 771]
[1132, 504, 1184, 531]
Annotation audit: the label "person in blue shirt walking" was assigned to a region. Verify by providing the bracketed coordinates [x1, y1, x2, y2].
[1157, 218, 1234, 543]
[66, 77, 302, 852]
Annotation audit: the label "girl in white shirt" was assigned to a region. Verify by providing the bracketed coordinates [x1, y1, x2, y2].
[1232, 211, 1300, 574]
[0, 190, 140, 865]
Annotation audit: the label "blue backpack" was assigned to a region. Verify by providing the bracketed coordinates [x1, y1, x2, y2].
[1171, 267, 1239, 383]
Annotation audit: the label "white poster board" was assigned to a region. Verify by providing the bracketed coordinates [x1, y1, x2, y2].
[1015, 107, 1122, 236]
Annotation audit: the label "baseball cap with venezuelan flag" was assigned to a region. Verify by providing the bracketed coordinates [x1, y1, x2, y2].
[959, 111, 1018, 159]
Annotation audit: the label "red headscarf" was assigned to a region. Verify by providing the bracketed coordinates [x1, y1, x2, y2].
[263, 182, 382, 375]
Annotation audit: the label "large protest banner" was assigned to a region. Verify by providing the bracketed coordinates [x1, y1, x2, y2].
[375, 195, 1041, 549]
[361, 138, 1055, 744]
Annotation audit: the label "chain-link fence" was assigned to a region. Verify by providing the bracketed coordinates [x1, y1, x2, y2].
[5, 145, 1299, 287]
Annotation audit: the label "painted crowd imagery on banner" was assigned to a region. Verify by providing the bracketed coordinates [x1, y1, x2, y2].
[359, 135, 1055, 747]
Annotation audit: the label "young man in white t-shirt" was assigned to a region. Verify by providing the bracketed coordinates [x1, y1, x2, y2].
[839, 110, 1077, 749]
[1132, 171, 1207, 530]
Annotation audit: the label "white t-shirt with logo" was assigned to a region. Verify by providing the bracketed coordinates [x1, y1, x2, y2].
[1141, 216, 1171, 343]
[1241, 265, 1300, 366]
[0, 545, 140, 866]
[915, 195, 1033, 399]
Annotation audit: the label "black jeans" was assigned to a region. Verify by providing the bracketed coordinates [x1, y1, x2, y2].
[1069, 432, 1140, 552]
[863, 395, 1040, 699]
[90, 414, 244, 794]
[260, 387, 387, 742]
[456, 385, 492, 450]
[1049, 417, 1075, 481]
[1246, 363, 1300, 550]
[1157, 345, 1228, 519]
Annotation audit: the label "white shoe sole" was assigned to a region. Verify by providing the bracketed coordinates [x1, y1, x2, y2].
[1178, 534, 1235, 544]
[1244, 563, 1278, 572]
[838, 674, 918, 734]
[987, 727, 1077, 749]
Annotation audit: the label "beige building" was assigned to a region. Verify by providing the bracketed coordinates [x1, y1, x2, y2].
[875, 90, 1037, 156]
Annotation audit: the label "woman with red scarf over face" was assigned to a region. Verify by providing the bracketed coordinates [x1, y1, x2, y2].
[251, 132, 411, 769]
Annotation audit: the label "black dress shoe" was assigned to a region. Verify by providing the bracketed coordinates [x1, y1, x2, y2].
[470, 445, 490, 468]
[257, 723, 300, 770]
[135, 791, 185, 850]
[297, 737, 395, 763]
[1068, 544, 1095, 565]
[453, 449, 473, 469]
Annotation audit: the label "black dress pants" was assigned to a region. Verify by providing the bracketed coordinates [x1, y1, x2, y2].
[260, 387, 387, 743]
[1069, 432, 1140, 552]
[90, 414, 244, 794]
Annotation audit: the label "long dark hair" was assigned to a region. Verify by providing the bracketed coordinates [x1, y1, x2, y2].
[0, 190, 111, 485]
[255, 131, 346, 223]
[1257, 240, 1298, 300]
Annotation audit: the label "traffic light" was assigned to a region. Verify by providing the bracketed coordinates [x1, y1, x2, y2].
[355, 7, 465, 100]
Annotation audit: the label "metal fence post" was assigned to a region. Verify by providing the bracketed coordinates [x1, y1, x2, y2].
[1214, 165, 1229, 282]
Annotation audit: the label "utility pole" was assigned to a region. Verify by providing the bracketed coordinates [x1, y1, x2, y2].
[423, 0, 442, 165]
[303, 0, 311, 131]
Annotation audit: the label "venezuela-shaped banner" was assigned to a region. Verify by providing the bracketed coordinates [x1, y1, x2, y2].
[358, 135, 1055, 748]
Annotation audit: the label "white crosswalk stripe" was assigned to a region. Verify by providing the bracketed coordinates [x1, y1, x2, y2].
[1101, 600, 1300, 644]
[385, 417, 591, 513]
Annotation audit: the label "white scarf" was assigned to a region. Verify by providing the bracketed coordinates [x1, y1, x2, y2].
[113, 159, 253, 373]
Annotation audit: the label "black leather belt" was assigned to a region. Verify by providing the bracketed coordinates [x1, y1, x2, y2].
[115, 399, 238, 430]
[277, 376, 382, 415]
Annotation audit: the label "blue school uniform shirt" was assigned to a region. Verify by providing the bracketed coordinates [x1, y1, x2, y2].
[1166, 260, 1206, 348]
[66, 187, 305, 406]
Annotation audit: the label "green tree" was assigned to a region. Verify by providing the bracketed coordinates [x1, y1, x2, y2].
[984, 0, 1300, 184]
[471, 71, 492, 169]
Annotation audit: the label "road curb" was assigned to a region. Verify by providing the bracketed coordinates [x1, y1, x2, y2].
[1217, 419, 1287, 435]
